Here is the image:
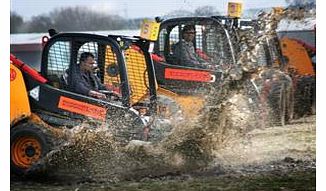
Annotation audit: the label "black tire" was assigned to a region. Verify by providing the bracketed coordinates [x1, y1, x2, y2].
[311, 79, 316, 114]
[293, 76, 315, 118]
[285, 84, 294, 123]
[268, 82, 286, 126]
[10, 123, 54, 176]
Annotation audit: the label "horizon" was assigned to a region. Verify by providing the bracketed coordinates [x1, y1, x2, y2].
[11, 0, 286, 20]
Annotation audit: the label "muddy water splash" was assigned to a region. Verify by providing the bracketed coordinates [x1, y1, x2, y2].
[36, 8, 314, 183]
[38, 83, 259, 182]
[41, 119, 210, 182]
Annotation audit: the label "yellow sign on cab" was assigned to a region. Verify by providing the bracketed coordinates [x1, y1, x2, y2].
[228, 2, 243, 18]
[140, 19, 160, 41]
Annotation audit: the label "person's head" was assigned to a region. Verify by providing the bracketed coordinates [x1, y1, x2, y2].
[79, 52, 96, 72]
[182, 25, 196, 42]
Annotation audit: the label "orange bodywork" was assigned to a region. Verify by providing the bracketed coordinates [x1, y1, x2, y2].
[10, 63, 31, 126]
[164, 68, 215, 82]
[280, 37, 315, 76]
[58, 96, 107, 121]
[11, 135, 42, 169]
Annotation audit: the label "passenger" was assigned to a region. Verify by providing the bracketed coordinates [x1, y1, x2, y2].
[70, 52, 107, 99]
[173, 25, 210, 68]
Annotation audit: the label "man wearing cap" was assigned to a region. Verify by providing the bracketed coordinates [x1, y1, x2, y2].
[173, 25, 210, 69]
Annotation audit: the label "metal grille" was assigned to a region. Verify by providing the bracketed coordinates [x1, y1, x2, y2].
[124, 45, 150, 105]
[158, 28, 167, 54]
[47, 41, 71, 77]
[159, 23, 234, 68]
[169, 27, 179, 54]
[46, 37, 151, 106]
[104, 46, 121, 94]
[195, 25, 203, 50]
[104, 45, 150, 105]
[78, 42, 98, 64]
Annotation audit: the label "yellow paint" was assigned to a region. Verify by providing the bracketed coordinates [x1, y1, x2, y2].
[104, 46, 121, 87]
[10, 63, 31, 125]
[104, 44, 205, 118]
[140, 19, 160, 41]
[125, 47, 152, 105]
[104, 45, 155, 105]
[227, 2, 243, 18]
[157, 88, 205, 118]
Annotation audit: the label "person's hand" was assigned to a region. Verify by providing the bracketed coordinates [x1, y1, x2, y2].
[201, 62, 213, 69]
[99, 90, 121, 101]
[89, 90, 106, 99]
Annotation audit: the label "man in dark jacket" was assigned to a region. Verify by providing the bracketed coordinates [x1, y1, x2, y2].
[173, 25, 210, 69]
[71, 52, 107, 99]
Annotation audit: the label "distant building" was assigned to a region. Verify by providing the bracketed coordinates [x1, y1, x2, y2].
[10, 33, 46, 71]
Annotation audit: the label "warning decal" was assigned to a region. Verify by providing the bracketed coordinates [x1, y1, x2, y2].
[164, 68, 214, 82]
[58, 96, 107, 121]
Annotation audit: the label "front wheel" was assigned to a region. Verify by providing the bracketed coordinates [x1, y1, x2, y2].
[11, 123, 54, 176]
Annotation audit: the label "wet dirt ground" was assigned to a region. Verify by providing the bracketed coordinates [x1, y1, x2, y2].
[11, 115, 316, 191]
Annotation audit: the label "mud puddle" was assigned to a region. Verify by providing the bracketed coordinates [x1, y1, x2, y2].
[11, 115, 316, 191]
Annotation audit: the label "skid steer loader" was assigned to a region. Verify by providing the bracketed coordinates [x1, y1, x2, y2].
[151, 17, 233, 118]
[10, 32, 161, 176]
[149, 15, 278, 124]
[248, 7, 316, 123]
[150, 7, 303, 126]
[150, 3, 253, 110]
[278, 33, 316, 117]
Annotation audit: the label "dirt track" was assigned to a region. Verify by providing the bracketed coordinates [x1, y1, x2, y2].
[214, 115, 315, 167]
[11, 115, 316, 191]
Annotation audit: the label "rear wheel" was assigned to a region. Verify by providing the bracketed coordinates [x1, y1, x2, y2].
[11, 123, 53, 176]
[285, 84, 294, 123]
[293, 76, 315, 118]
[268, 83, 286, 126]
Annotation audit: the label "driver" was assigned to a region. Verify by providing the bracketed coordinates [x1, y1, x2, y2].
[173, 25, 211, 69]
[70, 52, 108, 99]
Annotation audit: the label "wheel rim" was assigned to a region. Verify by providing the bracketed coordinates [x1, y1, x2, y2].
[11, 136, 42, 169]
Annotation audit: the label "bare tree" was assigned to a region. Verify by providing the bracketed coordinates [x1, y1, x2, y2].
[50, 6, 127, 31]
[194, 6, 220, 16]
[27, 15, 53, 33]
[164, 9, 193, 18]
[10, 12, 24, 33]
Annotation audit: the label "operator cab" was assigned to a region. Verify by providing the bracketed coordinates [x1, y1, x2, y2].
[152, 17, 235, 94]
[24, 32, 157, 133]
[155, 18, 235, 70]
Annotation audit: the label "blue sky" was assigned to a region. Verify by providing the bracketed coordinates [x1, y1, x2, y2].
[11, 0, 286, 20]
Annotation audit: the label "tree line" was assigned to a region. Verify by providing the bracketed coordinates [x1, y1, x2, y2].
[10, 6, 220, 34]
[11, 0, 315, 34]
